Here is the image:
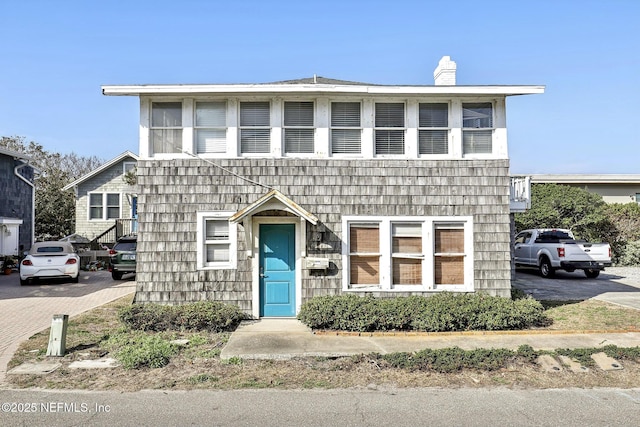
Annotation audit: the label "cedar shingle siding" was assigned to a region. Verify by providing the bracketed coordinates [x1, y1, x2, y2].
[0, 154, 33, 251]
[134, 158, 511, 311]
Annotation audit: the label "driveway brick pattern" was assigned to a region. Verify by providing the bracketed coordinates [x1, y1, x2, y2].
[0, 271, 135, 385]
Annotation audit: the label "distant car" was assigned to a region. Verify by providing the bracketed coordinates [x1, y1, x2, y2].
[109, 235, 137, 280]
[19, 241, 80, 286]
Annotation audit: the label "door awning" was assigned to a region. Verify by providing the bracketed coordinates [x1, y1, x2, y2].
[229, 189, 318, 225]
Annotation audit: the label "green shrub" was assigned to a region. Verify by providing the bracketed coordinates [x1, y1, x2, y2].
[104, 332, 179, 370]
[382, 347, 516, 373]
[619, 240, 640, 266]
[298, 293, 547, 332]
[118, 301, 245, 332]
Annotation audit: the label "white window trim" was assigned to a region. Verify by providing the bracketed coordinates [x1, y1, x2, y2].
[87, 192, 122, 221]
[149, 101, 184, 156]
[197, 211, 237, 270]
[417, 102, 452, 158]
[342, 215, 474, 292]
[330, 100, 363, 158]
[282, 100, 316, 157]
[461, 101, 495, 158]
[194, 100, 228, 156]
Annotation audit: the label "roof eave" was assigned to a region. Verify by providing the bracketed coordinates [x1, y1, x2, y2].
[102, 84, 545, 97]
[62, 151, 138, 191]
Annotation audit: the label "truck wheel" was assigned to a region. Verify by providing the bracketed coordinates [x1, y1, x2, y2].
[584, 269, 600, 279]
[112, 271, 123, 280]
[539, 257, 555, 278]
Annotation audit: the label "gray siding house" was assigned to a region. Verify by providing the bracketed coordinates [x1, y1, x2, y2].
[0, 147, 34, 257]
[62, 151, 138, 244]
[103, 56, 543, 318]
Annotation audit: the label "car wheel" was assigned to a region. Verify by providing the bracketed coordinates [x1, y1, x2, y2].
[539, 257, 555, 278]
[112, 271, 123, 280]
[20, 278, 28, 286]
[584, 269, 600, 279]
[72, 274, 79, 283]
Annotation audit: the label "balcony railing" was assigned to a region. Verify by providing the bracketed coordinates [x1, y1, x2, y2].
[89, 218, 137, 250]
[510, 176, 531, 213]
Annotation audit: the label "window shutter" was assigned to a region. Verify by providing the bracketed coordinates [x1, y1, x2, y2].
[331, 102, 360, 127]
[152, 102, 182, 127]
[284, 129, 314, 153]
[375, 103, 404, 154]
[375, 103, 404, 127]
[331, 102, 361, 154]
[331, 129, 361, 154]
[462, 130, 492, 154]
[240, 102, 270, 154]
[197, 130, 227, 153]
[240, 102, 270, 126]
[419, 103, 448, 127]
[419, 130, 448, 154]
[375, 130, 405, 154]
[284, 102, 313, 126]
[350, 224, 379, 253]
[434, 226, 465, 285]
[206, 220, 229, 240]
[462, 103, 493, 128]
[196, 102, 226, 127]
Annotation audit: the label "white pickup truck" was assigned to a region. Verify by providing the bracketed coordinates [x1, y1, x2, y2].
[514, 229, 612, 278]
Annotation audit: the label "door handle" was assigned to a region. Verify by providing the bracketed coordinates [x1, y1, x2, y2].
[260, 273, 267, 278]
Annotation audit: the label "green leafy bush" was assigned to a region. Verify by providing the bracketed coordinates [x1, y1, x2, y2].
[297, 293, 547, 332]
[104, 332, 179, 369]
[380, 347, 516, 373]
[118, 301, 245, 332]
[619, 240, 640, 266]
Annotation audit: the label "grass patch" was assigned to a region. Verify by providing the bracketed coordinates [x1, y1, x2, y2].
[543, 300, 640, 330]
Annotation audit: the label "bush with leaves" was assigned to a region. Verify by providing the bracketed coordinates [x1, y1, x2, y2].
[297, 293, 547, 332]
[118, 301, 245, 332]
[104, 331, 179, 369]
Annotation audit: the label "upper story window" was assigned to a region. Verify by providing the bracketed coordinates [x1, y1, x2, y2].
[375, 103, 405, 155]
[195, 101, 227, 154]
[151, 102, 182, 154]
[462, 102, 493, 154]
[418, 103, 449, 154]
[89, 193, 120, 220]
[331, 102, 361, 154]
[240, 101, 270, 154]
[284, 101, 314, 154]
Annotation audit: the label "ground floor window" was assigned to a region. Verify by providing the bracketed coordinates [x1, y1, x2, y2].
[196, 212, 237, 269]
[343, 216, 473, 291]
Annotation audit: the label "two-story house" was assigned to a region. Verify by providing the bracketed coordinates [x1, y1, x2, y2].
[62, 151, 139, 247]
[103, 56, 544, 318]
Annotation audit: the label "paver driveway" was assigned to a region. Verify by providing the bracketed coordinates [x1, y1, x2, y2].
[0, 270, 135, 385]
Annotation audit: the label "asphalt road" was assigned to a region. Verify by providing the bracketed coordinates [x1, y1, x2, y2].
[1, 388, 639, 427]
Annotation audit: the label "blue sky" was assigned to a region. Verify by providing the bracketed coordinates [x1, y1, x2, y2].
[1, 0, 638, 174]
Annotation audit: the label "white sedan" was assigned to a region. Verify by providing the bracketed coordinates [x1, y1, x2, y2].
[20, 241, 80, 286]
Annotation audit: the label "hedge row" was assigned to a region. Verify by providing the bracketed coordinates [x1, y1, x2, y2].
[297, 293, 547, 332]
[118, 301, 246, 332]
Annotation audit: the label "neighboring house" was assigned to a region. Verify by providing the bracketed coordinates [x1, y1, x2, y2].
[62, 151, 138, 246]
[102, 56, 544, 317]
[529, 174, 640, 204]
[0, 147, 35, 257]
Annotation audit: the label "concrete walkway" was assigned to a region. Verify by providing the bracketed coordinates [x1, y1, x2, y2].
[221, 319, 640, 360]
[0, 270, 135, 385]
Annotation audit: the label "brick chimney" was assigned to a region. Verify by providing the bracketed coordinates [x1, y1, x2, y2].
[433, 56, 457, 85]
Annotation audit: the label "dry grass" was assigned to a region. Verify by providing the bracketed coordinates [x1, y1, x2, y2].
[7, 295, 640, 391]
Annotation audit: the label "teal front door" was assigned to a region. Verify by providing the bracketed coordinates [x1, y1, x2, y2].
[259, 224, 296, 317]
